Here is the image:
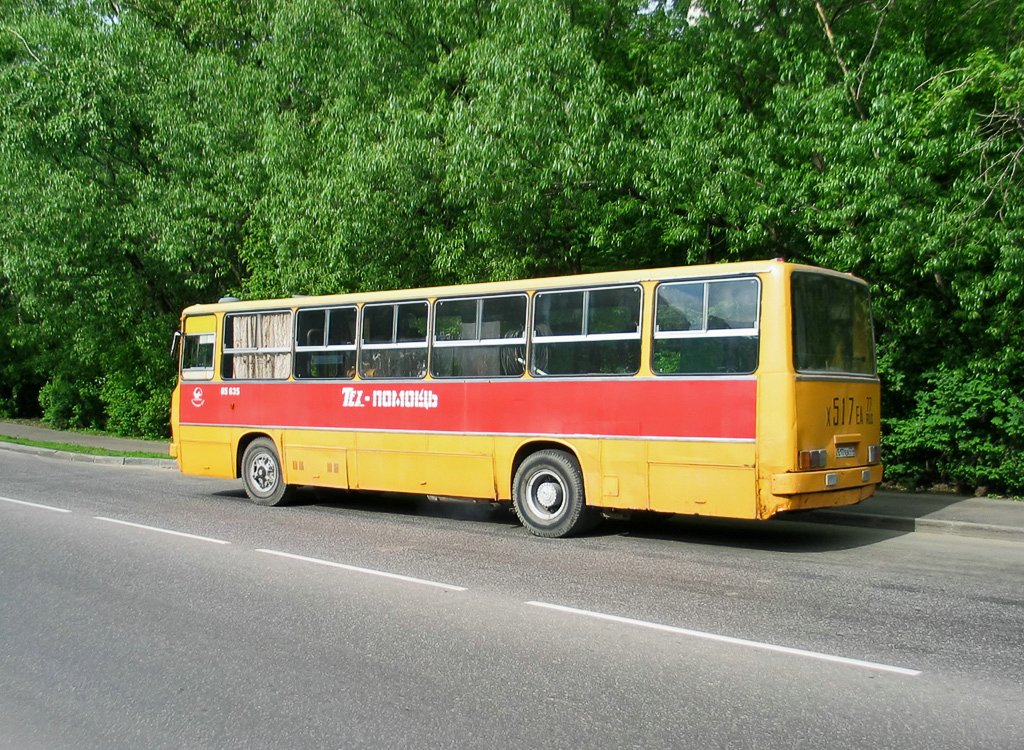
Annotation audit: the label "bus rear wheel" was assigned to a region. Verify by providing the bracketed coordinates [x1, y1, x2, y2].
[512, 449, 597, 538]
[241, 438, 293, 507]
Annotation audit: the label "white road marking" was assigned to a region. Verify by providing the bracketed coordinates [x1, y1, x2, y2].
[256, 549, 467, 592]
[93, 516, 231, 545]
[0, 495, 72, 513]
[526, 601, 922, 677]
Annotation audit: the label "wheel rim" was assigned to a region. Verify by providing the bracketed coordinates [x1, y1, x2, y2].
[524, 470, 567, 522]
[248, 451, 278, 497]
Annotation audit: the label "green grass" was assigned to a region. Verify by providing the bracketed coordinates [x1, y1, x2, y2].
[0, 433, 170, 460]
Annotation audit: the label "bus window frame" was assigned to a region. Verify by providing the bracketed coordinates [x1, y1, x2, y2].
[431, 292, 528, 379]
[294, 304, 358, 380]
[222, 309, 294, 381]
[359, 299, 430, 380]
[180, 332, 215, 381]
[530, 283, 644, 378]
[790, 271, 877, 377]
[651, 275, 762, 377]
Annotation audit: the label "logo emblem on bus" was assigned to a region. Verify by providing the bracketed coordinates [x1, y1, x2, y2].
[191, 387, 205, 408]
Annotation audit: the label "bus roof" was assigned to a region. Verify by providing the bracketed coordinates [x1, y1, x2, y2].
[181, 259, 865, 316]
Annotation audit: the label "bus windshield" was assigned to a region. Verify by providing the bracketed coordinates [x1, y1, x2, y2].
[792, 272, 876, 375]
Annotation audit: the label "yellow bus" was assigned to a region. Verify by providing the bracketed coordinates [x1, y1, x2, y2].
[170, 259, 881, 537]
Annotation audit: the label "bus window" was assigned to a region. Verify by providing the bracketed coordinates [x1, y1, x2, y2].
[222, 311, 292, 380]
[792, 273, 876, 375]
[708, 279, 759, 330]
[432, 294, 527, 378]
[532, 285, 642, 376]
[360, 301, 428, 379]
[181, 333, 214, 380]
[295, 306, 357, 379]
[653, 278, 759, 375]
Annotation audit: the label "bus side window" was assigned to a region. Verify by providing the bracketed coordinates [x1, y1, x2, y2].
[295, 306, 356, 380]
[431, 294, 527, 378]
[360, 301, 428, 379]
[653, 278, 760, 375]
[531, 285, 642, 377]
[181, 333, 214, 380]
[223, 311, 292, 380]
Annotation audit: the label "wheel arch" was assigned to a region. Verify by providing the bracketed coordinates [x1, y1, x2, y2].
[235, 431, 277, 479]
[510, 443, 599, 537]
[508, 439, 584, 497]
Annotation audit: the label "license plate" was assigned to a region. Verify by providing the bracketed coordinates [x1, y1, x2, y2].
[836, 445, 857, 459]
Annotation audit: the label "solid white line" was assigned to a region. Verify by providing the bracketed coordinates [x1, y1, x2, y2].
[526, 601, 921, 677]
[93, 516, 231, 545]
[256, 549, 467, 592]
[0, 495, 72, 513]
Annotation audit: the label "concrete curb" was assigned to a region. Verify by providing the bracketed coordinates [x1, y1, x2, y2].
[803, 509, 1024, 542]
[0, 440, 176, 469]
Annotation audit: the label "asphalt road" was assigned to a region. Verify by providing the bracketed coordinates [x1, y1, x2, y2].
[1, 450, 1022, 749]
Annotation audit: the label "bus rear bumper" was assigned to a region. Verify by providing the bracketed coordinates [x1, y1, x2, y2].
[772, 465, 882, 495]
[770, 465, 882, 510]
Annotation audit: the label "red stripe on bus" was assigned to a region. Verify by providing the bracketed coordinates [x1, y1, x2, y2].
[179, 379, 756, 441]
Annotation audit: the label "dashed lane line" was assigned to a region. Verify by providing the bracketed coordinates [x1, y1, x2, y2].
[0, 495, 72, 513]
[256, 548, 467, 592]
[93, 516, 232, 545]
[527, 600, 922, 677]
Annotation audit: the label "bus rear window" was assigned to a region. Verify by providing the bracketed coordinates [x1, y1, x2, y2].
[792, 273, 876, 375]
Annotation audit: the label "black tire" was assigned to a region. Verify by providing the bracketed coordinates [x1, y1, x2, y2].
[240, 438, 293, 507]
[512, 449, 598, 538]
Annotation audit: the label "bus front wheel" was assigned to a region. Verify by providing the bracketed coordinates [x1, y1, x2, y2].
[512, 450, 597, 538]
[241, 438, 293, 507]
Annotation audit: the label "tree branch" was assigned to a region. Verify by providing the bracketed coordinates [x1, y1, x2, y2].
[854, 1, 893, 102]
[814, 1, 866, 120]
[2, 26, 47, 68]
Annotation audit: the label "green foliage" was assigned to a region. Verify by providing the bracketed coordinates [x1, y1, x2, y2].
[0, 0, 261, 432]
[38, 376, 103, 432]
[0, 285, 44, 417]
[886, 365, 1024, 492]
[100, 372, 172, 439]
[1, 0, 1023, 493]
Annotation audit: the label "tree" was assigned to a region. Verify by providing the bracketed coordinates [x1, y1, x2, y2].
[0, 0, 1021, 492]
[0, 0, 265, 435]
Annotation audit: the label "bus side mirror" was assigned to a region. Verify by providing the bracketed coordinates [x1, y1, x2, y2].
[170, 331, 181, 359]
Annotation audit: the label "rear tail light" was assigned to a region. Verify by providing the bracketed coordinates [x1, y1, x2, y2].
[798, 449, 827, 470]
[868, 444, 881, 464]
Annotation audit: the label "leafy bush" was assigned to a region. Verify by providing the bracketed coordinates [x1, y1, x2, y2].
[39, 376, 105, 431]
[100, 373, 171, 439]
[885, 365, 1024, 494]
[0, 310, 44, 418]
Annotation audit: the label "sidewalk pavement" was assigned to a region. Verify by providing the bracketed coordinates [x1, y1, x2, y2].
[1, 420, 1022, 541]
[0, 420, 171, 467]
[803, 491, 1024, 542]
